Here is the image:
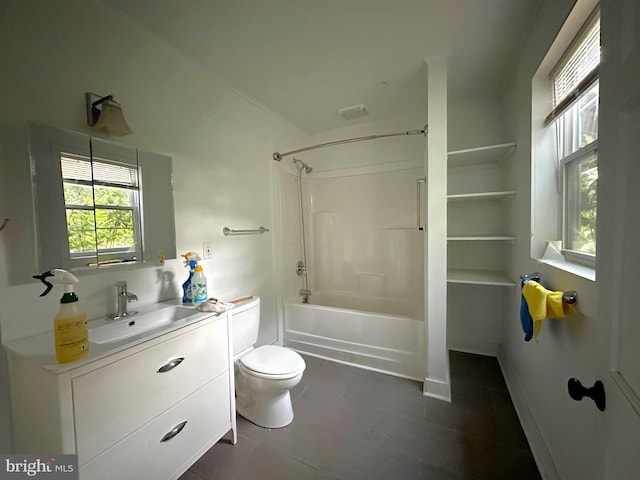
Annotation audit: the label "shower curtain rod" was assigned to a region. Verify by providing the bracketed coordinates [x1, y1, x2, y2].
[272, 125, 428, 161]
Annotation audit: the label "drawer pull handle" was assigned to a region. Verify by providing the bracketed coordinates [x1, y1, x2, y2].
[160, 420, 187, 442]
[157, 357, 185, 373]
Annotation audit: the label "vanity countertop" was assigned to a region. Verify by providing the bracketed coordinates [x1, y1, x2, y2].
[2, 299, 227, 374]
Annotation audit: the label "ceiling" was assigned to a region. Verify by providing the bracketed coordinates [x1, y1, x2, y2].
[101, 0, 540, 134]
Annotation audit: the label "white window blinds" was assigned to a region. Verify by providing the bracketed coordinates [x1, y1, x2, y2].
[545, 9, 600, 125]
[61, 154, 139, 189]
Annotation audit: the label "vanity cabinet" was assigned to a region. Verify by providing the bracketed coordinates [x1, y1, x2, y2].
[447, 143, 517, 287]
[5, 312, 236, 480]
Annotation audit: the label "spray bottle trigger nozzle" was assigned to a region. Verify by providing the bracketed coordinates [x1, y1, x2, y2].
[33, 270, 55, 297]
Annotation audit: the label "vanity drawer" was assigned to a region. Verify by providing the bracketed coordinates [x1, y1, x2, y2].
[73, 319, 229, 464]
[80, 373, 231, 480]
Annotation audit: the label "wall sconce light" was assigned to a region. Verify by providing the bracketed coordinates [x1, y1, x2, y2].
[85, 92, 133, 137]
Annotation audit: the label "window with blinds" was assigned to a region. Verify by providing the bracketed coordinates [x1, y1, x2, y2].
[61, 153, 140, 259]
[550, 11, 600, 114]
[549, 7, 600, 262]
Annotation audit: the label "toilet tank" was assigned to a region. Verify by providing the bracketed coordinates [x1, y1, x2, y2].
[230, 296, 260, 356]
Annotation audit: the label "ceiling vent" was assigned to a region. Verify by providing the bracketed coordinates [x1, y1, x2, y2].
[337, 104, 369, 121]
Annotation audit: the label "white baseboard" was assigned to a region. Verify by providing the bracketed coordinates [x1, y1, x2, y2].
[423, 376, 452, 402]
[497, 345, 560, 480]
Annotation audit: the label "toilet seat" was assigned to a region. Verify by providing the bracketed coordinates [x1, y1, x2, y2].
[239, 345, 305, 379]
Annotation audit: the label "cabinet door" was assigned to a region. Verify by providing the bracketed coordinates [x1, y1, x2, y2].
[80, 374, 231, 480]
[73, 319, 228, 464]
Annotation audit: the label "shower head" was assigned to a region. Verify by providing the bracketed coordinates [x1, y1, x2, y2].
[293, 158, 313, 174]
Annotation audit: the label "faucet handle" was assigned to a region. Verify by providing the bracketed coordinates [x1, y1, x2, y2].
[114, 280, 127, 293]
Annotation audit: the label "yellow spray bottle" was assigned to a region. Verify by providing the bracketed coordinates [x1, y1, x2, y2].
[34, 269, 89, 364]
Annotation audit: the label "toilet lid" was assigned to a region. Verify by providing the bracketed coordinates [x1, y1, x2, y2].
[239, 345, 305, 376]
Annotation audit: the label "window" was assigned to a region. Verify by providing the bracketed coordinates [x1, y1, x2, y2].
[60, 153, 141, 265]
[548, 10, 600, 262]
[27, 122, 177, 279]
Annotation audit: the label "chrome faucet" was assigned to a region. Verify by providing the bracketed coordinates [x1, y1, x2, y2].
[299, 288, 311, 304]
[113, 280, 138, 319]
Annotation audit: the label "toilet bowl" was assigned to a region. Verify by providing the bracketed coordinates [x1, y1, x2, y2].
[230, 296, 306, 428]
[235, 345, 305, 428]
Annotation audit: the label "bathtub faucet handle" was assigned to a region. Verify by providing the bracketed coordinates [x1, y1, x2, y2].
[296, 260, 306, 276]
[299, 289, 311, 303]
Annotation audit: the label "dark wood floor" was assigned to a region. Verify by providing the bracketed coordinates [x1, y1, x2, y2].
[180, 351, 540, 480]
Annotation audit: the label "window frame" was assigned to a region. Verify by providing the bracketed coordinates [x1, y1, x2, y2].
[561, 140, 598, 265]
[550, 11, 600, 265]
[46, 142, 143, 271]
[60, 152, 142, 265]
[529, 0, 600, 281]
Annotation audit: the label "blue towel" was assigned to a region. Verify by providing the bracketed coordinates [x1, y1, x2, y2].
[520, 276, 534, 341]
[520, 294, 534, 341]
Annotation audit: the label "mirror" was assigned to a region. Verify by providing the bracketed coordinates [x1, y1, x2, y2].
[27, 122, 177, 275]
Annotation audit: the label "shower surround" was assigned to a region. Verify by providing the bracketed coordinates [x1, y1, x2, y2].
[280, 161, 425, 379]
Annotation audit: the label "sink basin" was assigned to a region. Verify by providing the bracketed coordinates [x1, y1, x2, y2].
[89, 305, 198, 344]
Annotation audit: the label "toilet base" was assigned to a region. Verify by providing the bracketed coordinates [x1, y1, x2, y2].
[236, 389, 294, 429]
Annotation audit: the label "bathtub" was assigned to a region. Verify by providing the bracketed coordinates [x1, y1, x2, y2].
[284, 292, 425, 380]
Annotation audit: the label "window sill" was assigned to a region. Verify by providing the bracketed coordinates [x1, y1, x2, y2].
[536, 257, 596, 282]
[534, 240, 596, 282]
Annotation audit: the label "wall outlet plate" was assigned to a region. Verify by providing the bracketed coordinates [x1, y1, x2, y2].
[203, 242, 213, 259]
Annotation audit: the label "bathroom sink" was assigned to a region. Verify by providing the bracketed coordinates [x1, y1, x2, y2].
[89, 305, 198, 344]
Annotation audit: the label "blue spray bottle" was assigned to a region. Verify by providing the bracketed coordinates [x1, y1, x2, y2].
[180, 252, 201, 304]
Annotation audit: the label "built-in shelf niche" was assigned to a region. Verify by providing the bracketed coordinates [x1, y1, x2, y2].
[447, 191, 517, 202]
[446, 142, 517, 288]
[447, 142, 516, 169]
[447, 235, 516, 242]
[447, 269, 515, 287]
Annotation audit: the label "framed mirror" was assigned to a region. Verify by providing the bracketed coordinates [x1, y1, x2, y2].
[27, 122, 176, 275]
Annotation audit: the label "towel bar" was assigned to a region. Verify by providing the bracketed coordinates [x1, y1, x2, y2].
[520, 272, 577, 304]
[223, 226, 270, 236]
[562, 291, 577, 304]
[520, 271, 541, 282]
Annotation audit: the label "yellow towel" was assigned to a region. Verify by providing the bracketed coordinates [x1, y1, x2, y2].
[522, 280, 566, 340]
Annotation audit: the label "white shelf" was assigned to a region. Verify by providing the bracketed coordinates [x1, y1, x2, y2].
[447, 235, 516, 241]
[447, 142, 516, 168]
[446, 142, 517, 288]
[447, 269, 516, 287]
[447, 190, 516, 202]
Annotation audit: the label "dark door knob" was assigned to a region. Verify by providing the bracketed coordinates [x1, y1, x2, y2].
[568, 378, 606, 411]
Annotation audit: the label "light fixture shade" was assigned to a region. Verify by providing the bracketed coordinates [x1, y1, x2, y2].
[86, 92, 133, 137]
[92, 98, 133, 137]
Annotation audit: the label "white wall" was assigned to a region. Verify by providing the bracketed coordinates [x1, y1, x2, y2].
[448, 96, 509, 151]
[0, 0, 307, 451]
[424, 57, 450, 401]
[276, 110, 427, 307]
[501, 1, 604, 478]
[297, 111, 427, 172]
[304, 165, 425, 309]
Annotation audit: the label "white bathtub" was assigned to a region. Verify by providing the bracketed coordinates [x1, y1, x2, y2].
[284, 292, 425, 380]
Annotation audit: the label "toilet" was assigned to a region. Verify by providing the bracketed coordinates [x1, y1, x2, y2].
[230, 296, 305, 428]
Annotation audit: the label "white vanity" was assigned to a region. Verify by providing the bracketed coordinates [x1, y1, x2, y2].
[4, 303, 236, 480]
